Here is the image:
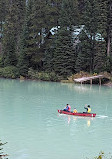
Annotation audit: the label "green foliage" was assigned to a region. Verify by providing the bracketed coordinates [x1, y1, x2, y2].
[59, 0, 80, 27]
[0, 0, 112, 79]
[0, 140, 8, 159]
[94, 151, 104, 159]
[106, 0, 112, 56]
[0, 0, 8, 41]
[94, 41, 107, 73]
[18, 17, 30, 77]
[0, 56, 3, 67]
[75, 0, 109, 73]
[18, 64, 29, 78]
[105, 56, 112, 73]
[43, 48, 55, 72]
[28, 68, 60, 81]
[93, 151, 112, 159]
[1, 0, 26, 67]
[53, 27, 76, 77]
[2, 33, 17, 67]
[75, 30, 92, 72]
[0, 66, 19, 78]
[19, 0, 46, 70]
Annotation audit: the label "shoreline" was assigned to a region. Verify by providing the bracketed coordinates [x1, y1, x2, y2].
[103, 82, 112, 87]
[1, 76, 112, 87]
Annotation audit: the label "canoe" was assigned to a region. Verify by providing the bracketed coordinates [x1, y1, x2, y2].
[58, 110, 96, 117]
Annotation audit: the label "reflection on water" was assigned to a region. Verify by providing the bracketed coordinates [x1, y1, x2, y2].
[87, 119, 91, 127]
[61, 83, 93, 93]
[58, 113, 94, 127]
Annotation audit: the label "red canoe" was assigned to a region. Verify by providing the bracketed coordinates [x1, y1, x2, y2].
[58, 110, 96, 117]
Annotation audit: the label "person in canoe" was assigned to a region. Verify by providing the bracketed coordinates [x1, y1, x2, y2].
[73, 108, 77, 113]
[84, 105, 91, 113]
[63, 104, 71, 112]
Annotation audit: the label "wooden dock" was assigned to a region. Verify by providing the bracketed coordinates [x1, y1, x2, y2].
[74, 75, 104, 85]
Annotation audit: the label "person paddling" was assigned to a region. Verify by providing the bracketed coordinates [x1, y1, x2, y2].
[63, 104, 71, 112]
[84, 105, 91, 113]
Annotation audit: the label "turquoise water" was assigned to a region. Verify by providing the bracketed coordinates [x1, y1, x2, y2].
[0, 79, 112, 159]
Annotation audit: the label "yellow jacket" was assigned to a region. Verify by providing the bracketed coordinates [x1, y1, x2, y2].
[87, 108, 91, 113]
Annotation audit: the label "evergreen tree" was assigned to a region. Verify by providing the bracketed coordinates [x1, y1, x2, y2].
[20, 0, 47, 70]
[53, 27, 76, 77]
[2, 3, 17, 66]
[18, 22, 30, 77]
[105, 56, 112, 73]
[93, 0, 107, 72]
[107, 0, 112, 56]
[43, 41, 55, 72]
[75, 30, 92, 72]
[18, 0, 34, 76]
[51, 0, 79, 77]
[77, 0, 85, 22]
[78, 0, 107, 73]
[20, 0, 62, 71]
[2, 0, 26, 66]
[94, 41, 106, 72]
[3, 34, 16, 66]
[43, 0, 62, 72]
[43, 0, 61, 29]
[83, 0, 99, 72]
[0, 0, 8, 41]
[59, 0, 80, 27]
[14, 0, 26, 55]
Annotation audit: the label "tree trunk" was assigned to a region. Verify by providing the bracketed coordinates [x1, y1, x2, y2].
[107, 36, 110, 56]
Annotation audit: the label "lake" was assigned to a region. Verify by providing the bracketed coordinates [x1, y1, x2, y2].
[0, 79, 112, 159]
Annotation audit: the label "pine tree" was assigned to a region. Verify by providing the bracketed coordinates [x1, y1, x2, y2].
[43, 0, 62, 72]
[83, 0, 98, 72]
[75, 30, 92, 72]
[0, 0, 8, 41]
[51, 0, 79, 77]
[18, 0, 34, 76]
[20, 0, 62, 71]
[2, 3, 17, 66]
[78, 0, 108, 73]
[43, 40, 55, 72]
[20, 0, 47, 70]
[3, 35, 16, 66]
[107, 0, 112, 56]
[14, 0, 26, 55]
[93, 0, 107, 72]
[43, 0, 61, 30]
[2, 0, 26, 66]
[105, 56, 112, 73]
[18, 22, 30, 77]
[94, 41, 106, 72]
[53, 27, 76, 77]
[59, 0, 80, 27]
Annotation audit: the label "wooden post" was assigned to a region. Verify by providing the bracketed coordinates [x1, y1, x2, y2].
[90, 79, 92, 85]
[99, 78, 101, 85]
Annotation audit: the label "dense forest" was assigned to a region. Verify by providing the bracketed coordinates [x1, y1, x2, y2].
[0, 0, 112, 81]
